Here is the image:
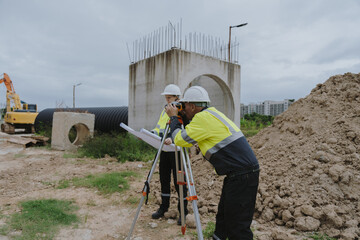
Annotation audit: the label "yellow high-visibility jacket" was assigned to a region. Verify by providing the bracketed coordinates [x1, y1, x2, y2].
[152, 109, 169, 137]
[170, 107, 259, 175]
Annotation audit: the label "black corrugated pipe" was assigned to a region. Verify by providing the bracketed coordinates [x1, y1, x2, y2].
[34, 107, 128, 133]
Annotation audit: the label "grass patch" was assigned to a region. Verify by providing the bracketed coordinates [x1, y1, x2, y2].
[14, 154, 26, 158]
[57, 171, 137, 195]
[5, 199, 78, 240]
[306, 232, 337, 240]
[56, 180, 70, 189]
[78, 132, 156, 162]
[124, 196, 140, 205]
[197, 221, 258, 239]
[202, 221, 216, 239]
[63, 153, 78, 159]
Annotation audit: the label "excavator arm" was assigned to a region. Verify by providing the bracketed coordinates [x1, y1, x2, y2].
[0, 73, 16, 93]
[1, 73, 22, 112]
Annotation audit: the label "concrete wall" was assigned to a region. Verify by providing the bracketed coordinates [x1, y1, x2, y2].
[128, 48, 241, 130]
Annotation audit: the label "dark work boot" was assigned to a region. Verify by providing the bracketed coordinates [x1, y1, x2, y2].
[152, 208, 166, 219]
[152, 195, 170, 219]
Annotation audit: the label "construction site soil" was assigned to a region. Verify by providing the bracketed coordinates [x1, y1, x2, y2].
[0, 72, 359, 239]
[248, 72, 360, 239]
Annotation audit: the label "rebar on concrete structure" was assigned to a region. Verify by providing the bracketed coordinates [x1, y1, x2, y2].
[129, 20, 242, 64]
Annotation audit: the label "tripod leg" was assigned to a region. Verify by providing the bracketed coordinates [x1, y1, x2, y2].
[178, 147, 186, 234]
[127, 124, 170, 240]
[180, 147, 204, 240]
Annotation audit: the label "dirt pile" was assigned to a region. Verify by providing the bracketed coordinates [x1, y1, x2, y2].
[248, 72, 360, 239]
[151, 72, 360, 239]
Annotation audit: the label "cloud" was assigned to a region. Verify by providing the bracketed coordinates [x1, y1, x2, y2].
[1, 0, 360, 110]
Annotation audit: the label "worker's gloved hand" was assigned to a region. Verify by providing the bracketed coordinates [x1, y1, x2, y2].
[164, 137, 172, 145]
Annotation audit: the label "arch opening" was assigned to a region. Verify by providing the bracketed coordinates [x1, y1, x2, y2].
[68, 123, 91, 146]
[186, 75, 234, 119]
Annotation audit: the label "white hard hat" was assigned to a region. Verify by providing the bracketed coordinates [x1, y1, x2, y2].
[161, 84, 181, 96]
[180, 86, 211, 103]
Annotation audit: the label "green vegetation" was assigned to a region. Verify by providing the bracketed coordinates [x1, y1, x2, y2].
[34, 121, 52, 141]
[306, 232, 337, 240]
[124, 196, 140, 205]
[200, 222, 259, 239]
[4, 199, 78, 240]
[241, 113, 274, 138]
[202, 221, 216, 239]
[78, 132, 156, 162]
[0, 108, 6, 119]
[34, 122, 156, 162]
[57, 171, 137, 195]
[62, 153, 78, 158]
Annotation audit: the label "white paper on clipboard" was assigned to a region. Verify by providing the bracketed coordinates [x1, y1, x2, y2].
[120, 123, 176, 152]
[140, 128, 180, 151]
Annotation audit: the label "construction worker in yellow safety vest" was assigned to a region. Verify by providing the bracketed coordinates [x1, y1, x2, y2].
[165, 86, 260, 240]
[151, 84, 188, 225]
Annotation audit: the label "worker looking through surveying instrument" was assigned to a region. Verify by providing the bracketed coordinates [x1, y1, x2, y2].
[151, 84, 188, 225]
[165, 86, 260, 240]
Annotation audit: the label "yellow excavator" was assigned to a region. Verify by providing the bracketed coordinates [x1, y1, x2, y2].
[0, 73, 38, 133]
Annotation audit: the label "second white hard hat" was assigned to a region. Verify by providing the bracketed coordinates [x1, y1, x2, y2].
[161, 84, 181, 96]
[180, 86, 211, 103]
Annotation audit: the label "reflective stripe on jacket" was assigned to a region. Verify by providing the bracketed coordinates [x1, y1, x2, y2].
[172, 107, 259, 175]
[152, 109, 169, 137]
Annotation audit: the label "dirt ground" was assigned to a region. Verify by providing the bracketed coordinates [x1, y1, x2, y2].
[0, 139, 312, 240]
[1, 72, 359, 240]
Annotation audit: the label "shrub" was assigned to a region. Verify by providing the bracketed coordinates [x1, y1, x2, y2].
[78, 132, 156, 162]
[241, 113, 274, 138]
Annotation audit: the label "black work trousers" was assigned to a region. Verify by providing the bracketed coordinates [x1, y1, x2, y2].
[213, 171, 259, 240]
[159, 151, 188, 214]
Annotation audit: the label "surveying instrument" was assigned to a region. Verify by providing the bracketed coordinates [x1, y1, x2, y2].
[126, 121, 204, 240]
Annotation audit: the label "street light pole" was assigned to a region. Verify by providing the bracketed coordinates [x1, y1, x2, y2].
[73, 83, 82, 108]
[228, 23, 248, 62]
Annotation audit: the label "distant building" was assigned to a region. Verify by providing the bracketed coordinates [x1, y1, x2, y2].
[241, 99, 295, 117]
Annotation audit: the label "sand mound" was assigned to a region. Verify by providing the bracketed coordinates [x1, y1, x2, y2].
[249, 72, 360, 239]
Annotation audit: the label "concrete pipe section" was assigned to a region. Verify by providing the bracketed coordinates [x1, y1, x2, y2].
[51, 112, 95, 151]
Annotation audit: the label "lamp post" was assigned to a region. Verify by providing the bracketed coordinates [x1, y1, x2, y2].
[228, 23, 248, 62]
[73, 83, 82, 108]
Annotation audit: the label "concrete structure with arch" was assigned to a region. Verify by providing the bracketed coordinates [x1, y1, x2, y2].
[128, 48, 241, 130]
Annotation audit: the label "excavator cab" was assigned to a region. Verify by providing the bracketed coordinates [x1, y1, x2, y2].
[22, 103, 37, 112]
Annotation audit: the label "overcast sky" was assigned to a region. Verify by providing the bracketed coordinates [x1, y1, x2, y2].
[1, 0, 359, 111]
